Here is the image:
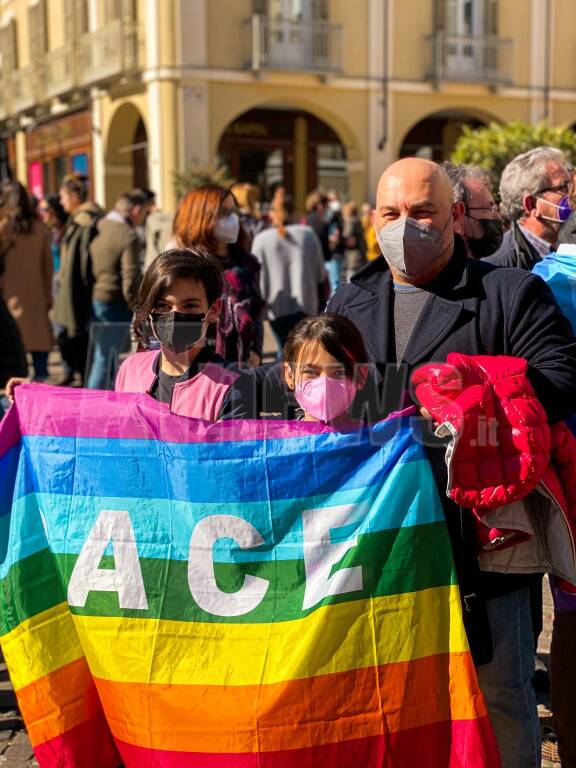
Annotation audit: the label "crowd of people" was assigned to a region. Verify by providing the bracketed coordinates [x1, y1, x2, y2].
[3, 146, 576, 768]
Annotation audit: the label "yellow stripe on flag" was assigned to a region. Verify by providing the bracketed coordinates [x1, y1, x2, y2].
[71, 585, 468, 687]
[1, 602, 84, 690]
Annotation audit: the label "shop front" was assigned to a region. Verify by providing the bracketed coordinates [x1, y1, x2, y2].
[25, 110, 93, 199]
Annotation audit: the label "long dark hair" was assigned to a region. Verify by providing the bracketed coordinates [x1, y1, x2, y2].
[0, 180, 36, 235]
[283, 313, 367, 378]
[133, 248, 223, 346]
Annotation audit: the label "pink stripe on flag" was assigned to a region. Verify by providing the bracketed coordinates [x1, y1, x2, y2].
[10, 384, 383, 445]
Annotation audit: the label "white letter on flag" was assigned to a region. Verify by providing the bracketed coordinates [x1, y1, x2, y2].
[67, 510, 148, 610]
[188, 515, 269, 617]
[302, 504, 363, 611]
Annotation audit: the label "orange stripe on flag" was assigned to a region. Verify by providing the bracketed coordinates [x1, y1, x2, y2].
[14, 657, 103, 747]
[95, 651, 485, 754]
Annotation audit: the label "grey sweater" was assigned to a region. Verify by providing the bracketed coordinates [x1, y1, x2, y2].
[251, 224, 326, 320]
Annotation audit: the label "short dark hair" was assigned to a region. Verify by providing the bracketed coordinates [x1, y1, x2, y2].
[133, 248, 223, 345]
[283, 313, 367, 378]
[139, 188, 156, 204]
[126, 188, 149, 208]
[44, 195, 67, 227]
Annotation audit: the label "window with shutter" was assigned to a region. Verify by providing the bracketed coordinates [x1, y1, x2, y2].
[4, 18, 18, 70]
[312, 0, 329, 20]
[28, 0, 47, 56]
[73, 0, 89, 34]
[486, 0, 498, 35]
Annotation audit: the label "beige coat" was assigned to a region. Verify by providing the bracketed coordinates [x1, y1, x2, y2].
[3, 220, 54, 352]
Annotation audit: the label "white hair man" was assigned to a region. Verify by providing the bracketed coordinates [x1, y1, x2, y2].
[486, 146, 572, 269]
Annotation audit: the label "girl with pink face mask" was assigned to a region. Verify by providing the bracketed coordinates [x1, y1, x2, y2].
[283, 314, 367, 426]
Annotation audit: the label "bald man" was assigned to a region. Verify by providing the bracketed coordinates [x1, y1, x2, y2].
[328, 158, 576, 768]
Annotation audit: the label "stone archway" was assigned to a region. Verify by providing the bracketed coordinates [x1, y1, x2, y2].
[105, 101, 149, 206]
[398, 109, 500, 163]
[217, 107, 348, 211]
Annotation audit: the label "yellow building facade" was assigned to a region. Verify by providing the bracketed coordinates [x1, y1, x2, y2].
[1, 0, 575, 213]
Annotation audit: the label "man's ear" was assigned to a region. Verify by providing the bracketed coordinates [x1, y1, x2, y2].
[283, 362, 295, 391]
[452, 201, 465, 226]
[523, 193, 537, 217]
[206, 298, 221, 324]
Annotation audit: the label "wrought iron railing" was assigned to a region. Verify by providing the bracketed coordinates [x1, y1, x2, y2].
[45, 46, 75, 99]
[428, 32, 513, 85]
[247, 15, 343, 73]
[11, 67, 35, 112]
[78, 18, 137, 86]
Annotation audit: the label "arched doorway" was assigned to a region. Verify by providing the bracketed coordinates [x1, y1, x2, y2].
[399, 111, 490, 162]
[217, 108, 347, 211]
[105, 102, 149, 206]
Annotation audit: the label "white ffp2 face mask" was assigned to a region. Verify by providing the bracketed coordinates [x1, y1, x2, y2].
[214, 213, 240, 244]
[376, 215, 452, 279]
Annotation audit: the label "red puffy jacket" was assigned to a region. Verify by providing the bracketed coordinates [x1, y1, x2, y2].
[412, 353, 576, 594]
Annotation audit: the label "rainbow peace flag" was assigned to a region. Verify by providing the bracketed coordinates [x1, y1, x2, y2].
[0, 385, 500, 767]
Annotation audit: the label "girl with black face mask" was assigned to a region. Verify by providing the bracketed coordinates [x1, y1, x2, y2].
[114, 249, 248, 420]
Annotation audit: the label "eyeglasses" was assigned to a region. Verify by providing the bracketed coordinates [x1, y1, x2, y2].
[466, 204, 500, 217]
[535, 183, 571, 197]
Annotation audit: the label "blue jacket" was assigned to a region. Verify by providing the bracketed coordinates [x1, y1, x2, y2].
[532, 244, 576, 333]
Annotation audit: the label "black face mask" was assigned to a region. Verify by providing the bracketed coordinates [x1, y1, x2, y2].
[150, 311, 206, 353]
[467, 218, 505, 259]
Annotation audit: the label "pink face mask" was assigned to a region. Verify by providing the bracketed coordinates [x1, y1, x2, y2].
[295, 376, 357, 423]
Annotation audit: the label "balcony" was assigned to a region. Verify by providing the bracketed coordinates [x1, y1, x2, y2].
[78, 18, 137, 86]
[45, 46, 75, 99]
[427, 33, 513, 86]
[12, 67, 36, 112]
[246, 15, 343, 74]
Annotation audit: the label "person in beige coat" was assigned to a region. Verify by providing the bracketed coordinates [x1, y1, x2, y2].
[1, 181, 54, 380]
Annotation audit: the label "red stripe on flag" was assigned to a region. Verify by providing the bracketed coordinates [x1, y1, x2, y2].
[114, 717, 502, 768]
[32, 711, 122, 768]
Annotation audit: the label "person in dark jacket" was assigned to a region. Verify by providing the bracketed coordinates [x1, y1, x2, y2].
[485, 146, 572, 269]
[52, 174, 102, 385]
[328, 157, 576, 768]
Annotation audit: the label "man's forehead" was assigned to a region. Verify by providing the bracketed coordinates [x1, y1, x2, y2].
[466, 178, 494, 204]
[377, 174, 438, 207]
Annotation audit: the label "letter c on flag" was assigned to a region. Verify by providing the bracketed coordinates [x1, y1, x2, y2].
[188, 514, 269, 617]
